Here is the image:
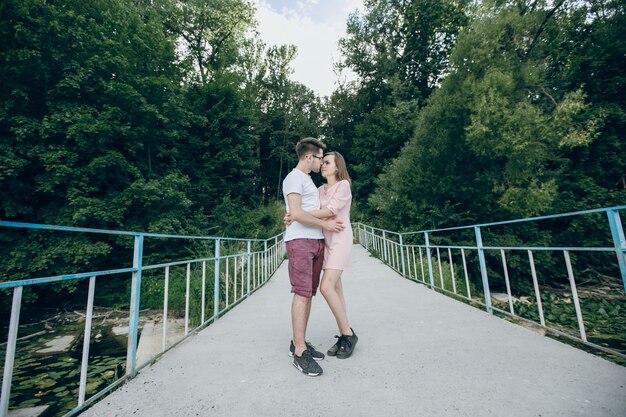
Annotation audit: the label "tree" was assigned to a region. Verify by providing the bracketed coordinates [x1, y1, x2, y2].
[339, 0, 469, 101]
[0, 0, 191, 225]
[0, 0, 195, 304]
[369, 0, 625, 289]
[155, 0, 256, 84]
[328, 0, 469, 210]
[242, 44, 324, 201]
[180, 77, 260, 210]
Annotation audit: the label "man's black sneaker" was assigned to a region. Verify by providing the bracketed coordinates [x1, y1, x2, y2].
[289, 340, 325, 361]
[327, 335, 342, 356]
[336, 328, 358, 359]
[292, 349, 323, 376]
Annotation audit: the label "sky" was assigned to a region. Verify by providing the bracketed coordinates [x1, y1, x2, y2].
[252, 0, 365, 97]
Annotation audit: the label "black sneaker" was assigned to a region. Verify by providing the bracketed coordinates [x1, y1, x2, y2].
[289, 340, 325, 361]
[336, 329, 358, 359]
[327, 335, 342, 356]
[292, 349, 323, 376]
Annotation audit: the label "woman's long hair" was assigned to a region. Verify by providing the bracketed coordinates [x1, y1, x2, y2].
[325, 151, 352, 185]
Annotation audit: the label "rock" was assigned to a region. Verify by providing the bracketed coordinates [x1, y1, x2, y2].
[518, 320, 547, 336]
[491, 292, 515, 304]
[136, 319, 185, 366]
[8, 405, 50, 417]
[35, 335, 75, 354]
[112, 326, 129, 336]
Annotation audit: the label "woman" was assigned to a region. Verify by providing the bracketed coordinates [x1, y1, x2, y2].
[286, 151, 358, 358]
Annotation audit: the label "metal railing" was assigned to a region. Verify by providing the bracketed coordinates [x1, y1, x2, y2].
[353, 206, 626, 360]
[0, 221, 286, 417]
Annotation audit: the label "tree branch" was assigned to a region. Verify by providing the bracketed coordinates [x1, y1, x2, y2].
[521, 0, 566, 62]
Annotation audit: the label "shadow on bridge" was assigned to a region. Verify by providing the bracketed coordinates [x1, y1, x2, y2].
[81, 245, 626, 417]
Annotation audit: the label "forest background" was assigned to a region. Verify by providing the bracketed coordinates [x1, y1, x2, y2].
[1, 0, 624, 307]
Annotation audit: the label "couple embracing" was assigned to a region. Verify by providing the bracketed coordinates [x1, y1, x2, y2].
[282, 137, 358, 377]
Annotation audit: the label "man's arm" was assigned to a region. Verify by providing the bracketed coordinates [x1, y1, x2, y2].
[303, 182, 351, 219]
[287, 193, 344, 232]
[306, 208, 334, 219]
[283, 208, 333, 226]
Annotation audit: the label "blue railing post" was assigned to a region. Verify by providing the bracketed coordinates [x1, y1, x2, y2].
[214, 239, 221, 319]
[424, 232, 435, 288]
[607, 209, 626, 291]
[0, 221, 295, 416]
[78, 276, 96, 405]
[275, 236, 279, 273]
[382, 231, 389, 262]
[1, 286, 23, 417]
[399, 234, 406, 277]
[126, 233, 144, 377]
[246, 240, 251, 296]
[474, 226, 493, 314]
[264, 240, 268, 282]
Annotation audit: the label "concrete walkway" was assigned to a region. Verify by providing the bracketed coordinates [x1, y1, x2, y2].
[82, 245, 626, 417]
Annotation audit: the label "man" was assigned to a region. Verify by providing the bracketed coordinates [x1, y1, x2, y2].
[283, 137, 344, 376]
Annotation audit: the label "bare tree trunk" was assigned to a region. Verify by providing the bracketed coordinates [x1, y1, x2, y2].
[276, 157, 283, 200]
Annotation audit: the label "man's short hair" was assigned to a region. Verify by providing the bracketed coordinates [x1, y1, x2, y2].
[295, 137, 326, 160]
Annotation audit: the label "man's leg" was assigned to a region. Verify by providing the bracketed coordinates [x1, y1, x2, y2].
[292, 293, 311, 356]
[303, 297, 312, 341]
[287, 239, 324, 375]
[287, 239, 314, 357]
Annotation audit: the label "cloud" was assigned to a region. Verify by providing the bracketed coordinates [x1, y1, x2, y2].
[253, 0, 363, 97]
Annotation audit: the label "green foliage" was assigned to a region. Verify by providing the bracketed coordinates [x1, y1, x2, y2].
[0, 0, 313, 309]
[327, 0, 470, 211]
[339, 0, 469, 100]
[154, 0, 256, 83]
[367, 0, 625, 290]
[1, 0, 624, 312]
[513, 295, 626, 344]
[249, 45, 324, 201]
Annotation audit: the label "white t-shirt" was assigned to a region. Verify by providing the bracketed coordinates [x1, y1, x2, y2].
[282, 168, 324, 242]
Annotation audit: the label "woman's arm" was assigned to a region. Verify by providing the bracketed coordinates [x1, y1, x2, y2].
[324, 181, 352, 216]
[285, 194, 344, 231]
[307, 182, 352, 219]
[284, 182, 352, 225]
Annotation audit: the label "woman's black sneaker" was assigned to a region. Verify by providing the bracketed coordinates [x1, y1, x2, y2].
[292, 349, 323, 376]
[289, 340, 325, 361]
[336, 329, 358, 359]
[327, 335, 342, 356]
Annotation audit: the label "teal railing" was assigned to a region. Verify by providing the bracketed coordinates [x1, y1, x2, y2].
[353, 206, 626, 361]
[0, 222, 285, 417]
[2, 206, 625, 415]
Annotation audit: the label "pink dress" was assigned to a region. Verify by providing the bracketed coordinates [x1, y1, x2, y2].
[319, 180, 352, 270]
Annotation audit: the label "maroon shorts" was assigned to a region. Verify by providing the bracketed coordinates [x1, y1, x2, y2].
[285, 239, 324, 297]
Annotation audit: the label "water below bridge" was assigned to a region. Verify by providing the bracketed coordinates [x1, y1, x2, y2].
[81, 245, 626, 417]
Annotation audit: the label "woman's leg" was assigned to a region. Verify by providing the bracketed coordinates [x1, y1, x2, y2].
[335, 277, 347, 329]
[320, 269, 352, 335]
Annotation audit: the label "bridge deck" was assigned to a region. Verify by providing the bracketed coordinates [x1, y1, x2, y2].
[82, 245, 626, 417]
